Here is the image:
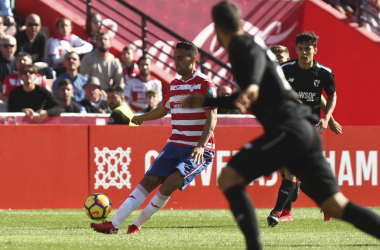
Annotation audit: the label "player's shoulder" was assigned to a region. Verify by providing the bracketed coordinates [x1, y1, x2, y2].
[281, 59, 297, 69]
[193, 71, 213, 83]
[314, 60, 333, 74]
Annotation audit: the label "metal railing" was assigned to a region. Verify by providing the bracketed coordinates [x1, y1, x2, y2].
[63, 0, 237, 89]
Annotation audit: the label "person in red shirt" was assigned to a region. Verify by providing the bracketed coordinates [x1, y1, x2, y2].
[1, 51, 47, 102]
[124, 54, 162, 112]
[121, 45, 140, 81]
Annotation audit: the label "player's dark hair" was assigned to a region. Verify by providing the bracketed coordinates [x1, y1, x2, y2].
[106, 86, 124, 98]
[212, 1, 241, 33]
[296, 31, 319, 47]
[16, 51, 32, 61]
[175, 41, 198, 58]
[270, 45, 289, 54]
[137, 54, 152, 66]
[55, 17, 72, 31]
[58, 78, 73, 88]
[86, 12, 102, 36]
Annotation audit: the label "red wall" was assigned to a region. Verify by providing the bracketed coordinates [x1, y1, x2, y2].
[1, 125, 379, 209]
[1, 125, 89, 209]
[302, 0, 380, 125]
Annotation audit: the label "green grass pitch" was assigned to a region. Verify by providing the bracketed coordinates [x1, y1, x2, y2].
[1, 208, 379, 249]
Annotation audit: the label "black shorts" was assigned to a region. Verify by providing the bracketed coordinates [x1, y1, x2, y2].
[228, 118, 340, 205]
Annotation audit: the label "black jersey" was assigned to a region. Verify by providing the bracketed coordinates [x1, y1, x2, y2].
[204, 34, 316, 130]
[281, 59, 336, 118]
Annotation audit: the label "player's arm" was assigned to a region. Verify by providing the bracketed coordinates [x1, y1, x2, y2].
[320, 94, 342, 134]
[234, 83, 259, 113]
[189, 107, 217, 164]
[131, 104, 169, 125]
[317, 92, 337, 134]
[183, 45, 264, 111]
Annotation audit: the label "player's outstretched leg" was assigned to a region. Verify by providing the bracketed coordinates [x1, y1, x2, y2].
[219, 167, 262, 250]
[90, 184, 149, 234]
[128, 170, 183, 234]
[129, 190, 170, 234]
[322, 192, 380, 239]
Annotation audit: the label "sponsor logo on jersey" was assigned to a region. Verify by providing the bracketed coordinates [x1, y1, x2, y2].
[297, 91, 317, 102]
[288, 78, 294, 82]
[314, 79, 320, 88]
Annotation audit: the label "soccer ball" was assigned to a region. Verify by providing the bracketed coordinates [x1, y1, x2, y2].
[84, 193, 112, 220]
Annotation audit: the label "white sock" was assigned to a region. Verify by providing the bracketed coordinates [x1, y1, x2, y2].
[111, 184, 149, 229]
[132, 190, 170, 228]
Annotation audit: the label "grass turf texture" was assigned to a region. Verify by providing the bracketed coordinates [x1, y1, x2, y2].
[0, 208, 379, 250]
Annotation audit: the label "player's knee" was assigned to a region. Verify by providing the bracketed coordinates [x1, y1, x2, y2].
[218, 166, 246, 191]
[159, 171, 184, 196]
[140, 175, 164, 193]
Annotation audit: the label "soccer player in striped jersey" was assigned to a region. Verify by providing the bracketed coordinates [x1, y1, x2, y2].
[90, 41, 217, 234]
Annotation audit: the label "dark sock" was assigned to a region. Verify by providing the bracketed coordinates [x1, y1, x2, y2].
[284, 199, 292, 211]
[224, 185, 262, 250]
[274, 179, 296, 212]
[342, 202, 380, 239]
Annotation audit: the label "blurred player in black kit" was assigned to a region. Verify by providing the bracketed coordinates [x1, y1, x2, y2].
[182, 1, 380, 249]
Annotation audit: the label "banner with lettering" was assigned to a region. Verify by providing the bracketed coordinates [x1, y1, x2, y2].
[89, 126, 380, 209]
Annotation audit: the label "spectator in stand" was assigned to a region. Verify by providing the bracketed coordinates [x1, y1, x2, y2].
[107, 86, 136, 125]
[1, 51, 48, 102]
[121, 45, 140, 81]
[14, 13, 55, 80]
[0, 35, 16, 84]
[0, 15, 6, 38]
[83, 12, 103, 50]
[80, 32, 124, 92]
[217, 85, 239, 114]
[138, 89, 160, 113]
[56, 78, 81, 113]
[0, 0, 14, 26]
[78, 76, 109, 113]
[15, 14, 46, 63]
[359, 0, 380, 36]
[46, 17, 93, 76]
[8, 64, 63, 122]
[124, 54, 162, 112]
[52, 51, 87, 102]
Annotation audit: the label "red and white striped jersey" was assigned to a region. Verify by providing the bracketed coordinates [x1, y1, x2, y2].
[2, 73, 48, 97]
[124, 75, 162, 111]
[163, 71, 217, 152]
[122, 62, 140, 82]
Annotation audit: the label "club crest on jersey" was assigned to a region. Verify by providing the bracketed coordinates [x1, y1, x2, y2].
[314, 80, 320, 88]
[189, 83, 196, 92]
